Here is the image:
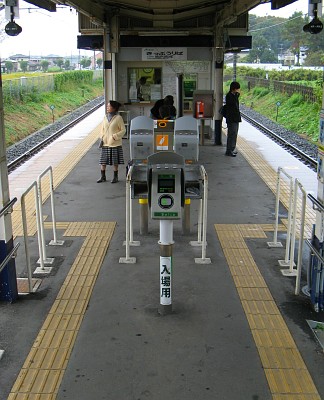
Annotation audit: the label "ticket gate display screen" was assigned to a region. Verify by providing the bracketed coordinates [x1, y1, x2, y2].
[158, 175, 175, 194]
[150, 168, 182, 219]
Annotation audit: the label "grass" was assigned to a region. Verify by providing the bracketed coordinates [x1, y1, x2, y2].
[3, 79, 104, 146]
[231, 81, 322, 143]
[3, 74, 321, 146]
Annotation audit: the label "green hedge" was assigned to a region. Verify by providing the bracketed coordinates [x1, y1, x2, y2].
[54, 71, 93, 92]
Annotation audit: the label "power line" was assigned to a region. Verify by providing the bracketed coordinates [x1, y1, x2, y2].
[249, 15, 304, 32]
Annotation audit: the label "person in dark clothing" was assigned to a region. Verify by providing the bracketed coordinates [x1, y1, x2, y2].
[159, 104, 176, 119]
[150, 98, 165, 119]
[159, 95, 176, 119]
[225, 81, 241, 157]
[150, 95, 177, 119]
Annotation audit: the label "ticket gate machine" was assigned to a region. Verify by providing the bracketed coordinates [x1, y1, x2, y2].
[153, 120, 174, 153]
[147, 152, 185, 220]
[130, 116, 154, 163]
[174, 116, 199, 163]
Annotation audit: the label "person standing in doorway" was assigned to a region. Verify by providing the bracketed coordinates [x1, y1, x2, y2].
[97, 101, 126, 183]
[225, 81, 241, 157]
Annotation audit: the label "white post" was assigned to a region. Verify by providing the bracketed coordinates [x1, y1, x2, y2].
[195, 166, 211, 264]
[119, 166, 136, 264]
[282, 178, 302, 277]
[295, 182, 307, 294]
[159, 219, 173, 315]
[36, 167, 54, 265]
[46, 166, 64, 246]
[278, 171, 295, 267]
[267, 167, 283, 247]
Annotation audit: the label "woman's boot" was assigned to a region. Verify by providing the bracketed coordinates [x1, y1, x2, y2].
[111, 170, 118, 183]
[97, 170, 106, 183]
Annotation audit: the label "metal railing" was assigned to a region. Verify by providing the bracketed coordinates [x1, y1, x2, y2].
[305, 194, 324, 312]
[192, 165, 211, 264]
[119, 165, 137, 264]
[268, 168, 311, 295]
[21, 181, 43, 290]
[0, 197, 19, 274]
[37, 166, 64, 253]
[20, 165, 64, 281]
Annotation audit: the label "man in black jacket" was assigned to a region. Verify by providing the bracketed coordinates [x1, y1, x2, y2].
[225, 81, 241, 157]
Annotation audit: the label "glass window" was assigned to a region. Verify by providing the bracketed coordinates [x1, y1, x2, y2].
[128, 68, 162, 102]
[183, 74, 197, 99]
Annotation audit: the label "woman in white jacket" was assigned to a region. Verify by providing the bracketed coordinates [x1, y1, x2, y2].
[97, 101, 126, 183]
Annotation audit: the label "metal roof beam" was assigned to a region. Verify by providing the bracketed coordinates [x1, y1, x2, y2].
[23, 0, 56, 11]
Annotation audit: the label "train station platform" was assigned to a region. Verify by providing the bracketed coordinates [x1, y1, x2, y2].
[1, 113, 324, 399]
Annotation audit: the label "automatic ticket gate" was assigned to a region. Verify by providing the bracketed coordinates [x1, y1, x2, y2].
[153, 120, 174, 153]
[130, 116, 154, 164]
[174, 116, 199, 163]
[130, 116, 199, 164]
[147, 152, 185, 220]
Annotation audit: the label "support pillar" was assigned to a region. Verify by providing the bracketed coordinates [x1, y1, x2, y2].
[214, 34, 224, 146]
[103, 27, 113, 106]
[0, 59, 18, 302]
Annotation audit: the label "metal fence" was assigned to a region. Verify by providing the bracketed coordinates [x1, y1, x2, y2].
[3, 70, 103, 101]
[224, 75, 318, 103]
[3, 75, 55, 100]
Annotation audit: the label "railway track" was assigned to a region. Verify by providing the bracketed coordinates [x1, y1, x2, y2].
[6, 101, 318, 174]
[7, 99, 105, 173]
[241, 111, 318, 172]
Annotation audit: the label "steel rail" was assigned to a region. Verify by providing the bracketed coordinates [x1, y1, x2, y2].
[7, 99, 105, 173]
[241, 111, 318, 172]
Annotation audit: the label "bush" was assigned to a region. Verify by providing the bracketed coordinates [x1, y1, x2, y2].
[287, 93, 303, 106]
[54, 71, 93, 92]
[252, 87, 269, 97]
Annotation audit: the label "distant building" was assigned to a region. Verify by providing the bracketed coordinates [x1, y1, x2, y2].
[1, 59, 18, 73]
[4, 54, 83, 71]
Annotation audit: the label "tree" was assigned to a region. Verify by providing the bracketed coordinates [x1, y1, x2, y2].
[281, 11, 308, 65]
[64, 59, 70, 70]
[5, 61, 13, 73]
[80, 57, 91, 69]
[56, 58, 64, 69]
[303, 50, 324, 66]
[40, 60, 49, 72]
[97, 58, 103, 69]
[244, 35, 277, 63]
[248, 14, 288, 62]
[303, 25, 324, 66]
[20, 60, 28, 72]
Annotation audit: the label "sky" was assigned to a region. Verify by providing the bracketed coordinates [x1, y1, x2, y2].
[0, 0, 311, 59]
[0, 1, 85, 58]
[250, 0, 309, 17]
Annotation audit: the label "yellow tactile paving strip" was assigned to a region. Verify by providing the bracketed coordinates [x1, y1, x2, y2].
[8, 221, 116, 399]
[215, 224, 321, 399]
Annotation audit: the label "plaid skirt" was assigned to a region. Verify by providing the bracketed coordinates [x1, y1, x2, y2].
[99, 146, 124, 166]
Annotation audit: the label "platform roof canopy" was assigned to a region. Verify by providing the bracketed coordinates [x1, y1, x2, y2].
[24, 0, 299, 51]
